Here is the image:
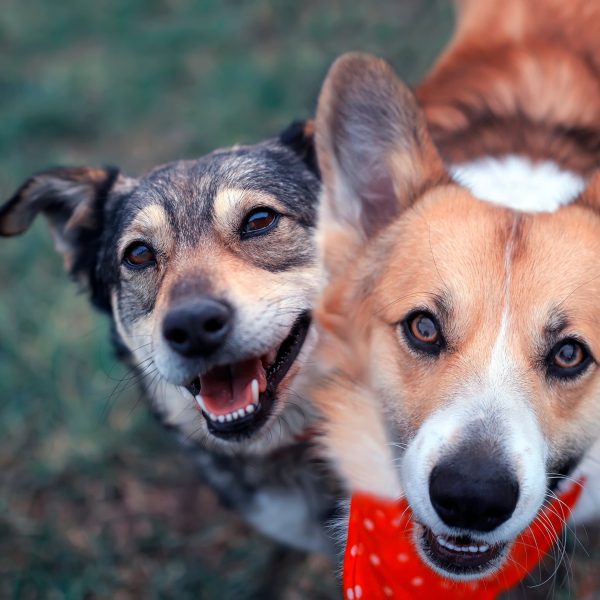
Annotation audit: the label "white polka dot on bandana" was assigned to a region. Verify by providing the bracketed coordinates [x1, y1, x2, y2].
[346, 588, 354, 600]
[411, 576, 424, 587]
[397, 552, 409, 562]
[369, 553, 381, 566]
[354, 584, 363, 598]
[363, 518, 374, 531]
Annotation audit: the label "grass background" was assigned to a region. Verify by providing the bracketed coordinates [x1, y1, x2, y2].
[0, 1, 598, 598]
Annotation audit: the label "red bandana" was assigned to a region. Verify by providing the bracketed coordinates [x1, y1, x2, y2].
[343, 481, 583, 599]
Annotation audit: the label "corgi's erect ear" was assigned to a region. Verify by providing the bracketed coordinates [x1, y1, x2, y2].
[315, 52, 447, 241]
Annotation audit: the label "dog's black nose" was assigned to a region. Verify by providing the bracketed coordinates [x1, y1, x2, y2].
[429, 450, 519, 532]
[162, 299, 232, 357]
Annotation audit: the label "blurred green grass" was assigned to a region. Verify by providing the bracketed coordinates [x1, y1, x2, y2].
[2, 1, 596, 599]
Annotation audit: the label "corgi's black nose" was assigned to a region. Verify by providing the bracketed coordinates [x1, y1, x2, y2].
[429, 451, 519, 532]
[163, 299, 232, 357]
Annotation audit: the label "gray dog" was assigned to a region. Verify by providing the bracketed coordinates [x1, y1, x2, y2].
[0, 121, 339, 554]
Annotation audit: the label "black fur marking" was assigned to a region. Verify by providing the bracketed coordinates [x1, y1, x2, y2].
[72, 166, 120, 313]
[279, 120, 320, 179]
[548, 455, 582, 492]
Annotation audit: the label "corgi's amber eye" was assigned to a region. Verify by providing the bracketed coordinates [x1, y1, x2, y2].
[548, 339, 592, 379]
[241, 208, 279, 239]
[402, 311, 444, 356]
[123, 242, 156, 269]
[554, 343, 583, 368]
[410, 315, 439, 343]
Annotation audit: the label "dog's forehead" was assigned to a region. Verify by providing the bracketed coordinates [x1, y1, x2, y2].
[114, 142, 318, 244]
[510, 206, 600, 331]
[376, 191, 511, 308]
[378, 191, 600, 340]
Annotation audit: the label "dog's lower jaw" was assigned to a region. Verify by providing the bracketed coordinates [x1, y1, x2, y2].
[186, 312, 311, 442]
[185, 312, 313, 444]
[413, 523, 509, 581]
[147, 328, 318, 456]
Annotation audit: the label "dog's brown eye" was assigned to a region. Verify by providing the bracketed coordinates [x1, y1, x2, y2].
[123, 242, 156, 269]
[548, 339, 592, 379]
[241, 208, 279, 239]
[554, 343, 583, 368]
[410, 315, 439, 343]
[402, 311, 444, 356]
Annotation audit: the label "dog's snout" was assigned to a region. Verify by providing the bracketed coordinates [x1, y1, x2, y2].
[162, 298, 232, 358]
[429, 451, 519, 533]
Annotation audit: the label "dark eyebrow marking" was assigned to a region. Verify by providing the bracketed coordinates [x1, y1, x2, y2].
[546, 309, 569, 336]
[432, 290, 453, 322]
[544, 308, 570, 342]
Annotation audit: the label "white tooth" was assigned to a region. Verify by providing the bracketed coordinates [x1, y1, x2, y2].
[225, 414, 233, 422]
[251, 379, 259, 404]
[195, 394, 205, 410]
[479, 545, 489, 552]
[231, 411, 238, 420]
[237, 409, 246, 418]
[217, 415, 225, 423]
[246, 403, 255, 414]
[468, 546, 478, 553]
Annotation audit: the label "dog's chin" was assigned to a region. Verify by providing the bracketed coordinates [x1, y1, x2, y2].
[184, 312, 311, 444]
[413, 523, 509, 581]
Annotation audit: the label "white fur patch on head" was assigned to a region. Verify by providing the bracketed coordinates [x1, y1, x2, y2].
[450, 155, 586, 212]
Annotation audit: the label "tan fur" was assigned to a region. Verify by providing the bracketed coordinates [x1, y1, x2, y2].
[118, 204, 173, 258]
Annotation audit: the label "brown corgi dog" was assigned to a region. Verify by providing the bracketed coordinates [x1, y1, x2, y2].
[311, 0, 600, 580]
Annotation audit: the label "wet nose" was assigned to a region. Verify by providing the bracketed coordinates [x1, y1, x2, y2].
[162, 298, 232, 358]
[429, 450, 519, 532]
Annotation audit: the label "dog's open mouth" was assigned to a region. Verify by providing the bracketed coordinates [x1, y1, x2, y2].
[185, 312, 310, 440]
[420, 526, 507, 577]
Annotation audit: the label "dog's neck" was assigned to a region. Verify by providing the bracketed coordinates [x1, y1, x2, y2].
[417, 0, 600, 206]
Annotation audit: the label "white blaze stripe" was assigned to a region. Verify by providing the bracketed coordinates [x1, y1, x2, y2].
[402, 217, 548, 549]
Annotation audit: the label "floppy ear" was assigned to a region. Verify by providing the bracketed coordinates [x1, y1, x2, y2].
[0, 166, 135, 306]
[279, 119, 320, 178]
[315, 52, 448, 245]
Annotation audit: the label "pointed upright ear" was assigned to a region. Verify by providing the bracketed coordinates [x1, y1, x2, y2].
[315, 52, 448, 242]
[0, 166, 136, 296]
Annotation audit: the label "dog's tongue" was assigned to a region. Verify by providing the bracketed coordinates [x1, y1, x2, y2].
[199, 357, 267, 416]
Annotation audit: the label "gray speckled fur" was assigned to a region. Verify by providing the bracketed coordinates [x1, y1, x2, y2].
[0, 123, 341, 556]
